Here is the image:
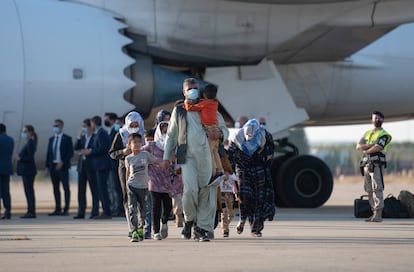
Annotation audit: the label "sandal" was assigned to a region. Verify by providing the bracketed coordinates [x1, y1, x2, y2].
[236, 221, 245, 234]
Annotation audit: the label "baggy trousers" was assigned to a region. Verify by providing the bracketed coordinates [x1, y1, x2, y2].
[364, 164, 384, 211]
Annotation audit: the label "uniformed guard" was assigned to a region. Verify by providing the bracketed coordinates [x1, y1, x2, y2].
[356, 111, 392, 222]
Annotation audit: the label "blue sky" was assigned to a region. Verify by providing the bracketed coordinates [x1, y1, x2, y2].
[305, 120, 414, 144]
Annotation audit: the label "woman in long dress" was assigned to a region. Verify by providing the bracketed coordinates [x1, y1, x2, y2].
[228, 119, 275, 237]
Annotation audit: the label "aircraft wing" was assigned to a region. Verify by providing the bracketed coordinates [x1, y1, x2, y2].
[267, 24, 397, 64]
[264, 0, 414, 64]
[224, 0, 361, 4]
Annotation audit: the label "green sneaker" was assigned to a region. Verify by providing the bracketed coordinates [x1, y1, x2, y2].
[130, 230, 140, 243]
[137, 228, 144, 241]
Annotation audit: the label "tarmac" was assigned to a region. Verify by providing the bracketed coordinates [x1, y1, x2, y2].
[1, 178, 414, 272]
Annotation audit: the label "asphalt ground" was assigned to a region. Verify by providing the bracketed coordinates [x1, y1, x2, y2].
[1, 178, 414, 272]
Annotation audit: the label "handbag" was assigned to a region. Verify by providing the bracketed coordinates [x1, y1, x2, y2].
[354, 195, 372, 218]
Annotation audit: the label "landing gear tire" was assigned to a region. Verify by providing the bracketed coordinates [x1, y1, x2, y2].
[276, 155, 333, 208]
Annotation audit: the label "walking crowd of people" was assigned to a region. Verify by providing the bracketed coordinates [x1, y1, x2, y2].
[0, 78, 276, 242]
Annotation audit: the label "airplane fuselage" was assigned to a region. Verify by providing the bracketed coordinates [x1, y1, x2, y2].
[2, 0, 414, 170]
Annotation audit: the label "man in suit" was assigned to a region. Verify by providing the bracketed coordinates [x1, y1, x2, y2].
[104, 112, 123, 217]
[81, 116, 112, 219]
[73, 118, 99, 219]
[0, 124, 14, 219]
[45, 119, 74, 216]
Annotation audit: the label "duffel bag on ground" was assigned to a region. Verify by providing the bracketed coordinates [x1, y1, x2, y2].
[398, 190, 414, 218]
[383, 194, 409, 218]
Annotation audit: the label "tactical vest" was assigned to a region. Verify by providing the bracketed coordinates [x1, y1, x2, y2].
[360, 128, 392, 170]
[363, 128, 392, 153]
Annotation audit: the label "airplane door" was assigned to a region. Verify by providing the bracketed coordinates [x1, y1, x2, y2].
[0, 0, 25, 144]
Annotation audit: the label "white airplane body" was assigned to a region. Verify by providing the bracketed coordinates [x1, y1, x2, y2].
[2, 0, 414, 207]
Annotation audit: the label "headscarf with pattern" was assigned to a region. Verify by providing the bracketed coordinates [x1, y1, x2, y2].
[230, 119, 265, 156]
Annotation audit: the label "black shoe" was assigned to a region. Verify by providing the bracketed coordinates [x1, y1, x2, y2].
[93, 213, 112, 219]
[62, 210, 69, 216]
[1, 215, 11, 220]
[111, 212, 124, 217]
[20, 213, 36, 219]
[181, 221, 193, 239]
[223, 231, 229, 238]
[194, 226, 210, 242]
[48, 210, 62, 216]
[251, 232, 262, 237]
[73, 215, 84, 219]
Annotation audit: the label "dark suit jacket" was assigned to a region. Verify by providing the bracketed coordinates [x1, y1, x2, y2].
[74, 134, 94, 172]
[46, 133, 74, 170]
[0, 134, 14, 175]
[89, 127, 111, 171]
[109, 127, 117, 143]
[17, 139, 37, 176]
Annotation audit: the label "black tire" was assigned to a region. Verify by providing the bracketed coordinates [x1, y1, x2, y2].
[270, 155, 293, 207]
[276, 155, 333, 208]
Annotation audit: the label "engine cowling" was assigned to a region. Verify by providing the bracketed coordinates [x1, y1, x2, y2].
[124, 53, 209, 119]
[0, 0, 135, 165]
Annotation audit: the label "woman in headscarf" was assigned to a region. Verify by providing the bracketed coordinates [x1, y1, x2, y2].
[228, 119, 275, 237]
[109, 111, 145, 237]
[154, 109, 171, 129]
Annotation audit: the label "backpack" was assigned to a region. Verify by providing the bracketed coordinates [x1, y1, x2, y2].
[383, 194, 409, 218]
[398, 190, 414, 218]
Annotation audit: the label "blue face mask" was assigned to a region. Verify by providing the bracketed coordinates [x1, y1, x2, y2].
[82, 127, 88, 135]
[21, 132, 27, 139]
[53, 126, 60, 134]
[114, 124, 121, 132]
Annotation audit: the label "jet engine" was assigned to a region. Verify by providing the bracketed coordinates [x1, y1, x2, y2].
[0, 0, 208, 166]
[1, 0, 136, 164]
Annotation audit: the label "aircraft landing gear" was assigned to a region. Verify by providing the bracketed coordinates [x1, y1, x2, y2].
[270, 139, 333, 208]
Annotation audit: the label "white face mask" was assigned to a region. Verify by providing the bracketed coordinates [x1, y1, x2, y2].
[127, 127, 139, 134]
[234, 122, 241, 129]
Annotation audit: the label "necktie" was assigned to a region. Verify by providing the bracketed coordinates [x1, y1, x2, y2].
[53, 136, 58, 160]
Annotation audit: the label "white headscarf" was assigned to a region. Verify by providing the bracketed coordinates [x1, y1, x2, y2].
[230, 119, 265, 156]
[154, 121, 169, 150]
[119, 111, 145, 146]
